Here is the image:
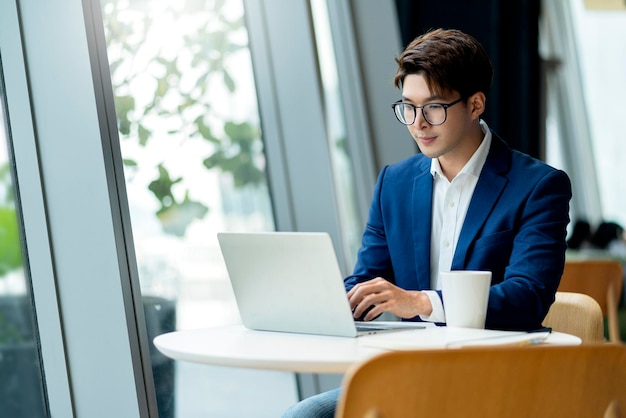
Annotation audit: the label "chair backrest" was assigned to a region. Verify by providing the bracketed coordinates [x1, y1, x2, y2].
[558, 259, 623, 342]
[542, 291, 605, 342]
[335, 344, 626, 418]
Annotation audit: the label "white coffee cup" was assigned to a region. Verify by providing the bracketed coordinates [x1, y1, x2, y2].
[440, 270, 492, 329]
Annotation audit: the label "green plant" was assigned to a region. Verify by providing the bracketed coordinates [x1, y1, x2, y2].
[0, 165, 24, 344]
[0, 206, 21, 277]
[103, 0, 267, 237]
[0, 162, 22, 277]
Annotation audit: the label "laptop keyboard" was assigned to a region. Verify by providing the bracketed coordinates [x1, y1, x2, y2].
[356, 323, 394, 332]
[355, 322, 425, 332]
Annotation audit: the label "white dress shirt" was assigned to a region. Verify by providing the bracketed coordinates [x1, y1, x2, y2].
[420, 120, 492, 322]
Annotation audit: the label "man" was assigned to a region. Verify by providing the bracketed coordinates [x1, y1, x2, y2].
[282, 28, 571, 418]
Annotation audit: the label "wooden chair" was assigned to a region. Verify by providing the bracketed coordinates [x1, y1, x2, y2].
[558, 259, 623, 342]
[335, 344, 626, 418]
[542, 291, 605, 342]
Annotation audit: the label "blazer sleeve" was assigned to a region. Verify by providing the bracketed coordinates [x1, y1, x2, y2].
[484, 168, 572, 330]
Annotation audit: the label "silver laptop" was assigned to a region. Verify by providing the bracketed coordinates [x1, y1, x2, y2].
[217, 231, 425, 337]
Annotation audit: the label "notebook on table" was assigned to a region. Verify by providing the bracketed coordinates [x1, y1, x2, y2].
[217, 231, 426, 337]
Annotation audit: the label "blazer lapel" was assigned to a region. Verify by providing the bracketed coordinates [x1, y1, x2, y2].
[452, 135, 511, 269]
[412, 161, 434, 289]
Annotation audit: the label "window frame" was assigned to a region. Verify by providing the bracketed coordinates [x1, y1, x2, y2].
[2, 0, 156, 416]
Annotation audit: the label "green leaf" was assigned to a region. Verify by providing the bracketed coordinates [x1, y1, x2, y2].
[138, 124, 151, 146]
[195, 116, 219, 143]
[155, 77, 169, 99]
[223, 70, 235, 93]
[232, 160, 264, 187]
[156, 194, 208, 237]
[148, 165, 182, 205]
[114, 95, 135, 136]
[119, 119, 131, 136]
[202, 151, 225, 170]
[224, 121, 257, 141]
[0, 207, 22, 276]
[114, 95, 135, 114]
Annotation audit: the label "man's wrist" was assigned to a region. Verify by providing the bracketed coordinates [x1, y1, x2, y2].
[419, 290, 445, 322]
[417, 291, 433, 316]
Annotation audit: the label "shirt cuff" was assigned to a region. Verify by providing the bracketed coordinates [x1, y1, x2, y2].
[419, 290, 445, 323]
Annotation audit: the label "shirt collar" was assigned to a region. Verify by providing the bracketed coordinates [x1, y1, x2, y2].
[430, 119, 492, 179]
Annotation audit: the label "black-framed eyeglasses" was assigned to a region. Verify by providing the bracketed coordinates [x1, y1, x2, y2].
[391, 98, 464, 126]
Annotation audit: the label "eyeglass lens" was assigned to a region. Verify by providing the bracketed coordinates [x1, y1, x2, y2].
[394, 103, 446, 126]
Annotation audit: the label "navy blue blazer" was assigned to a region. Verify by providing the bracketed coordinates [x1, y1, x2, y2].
[345, 134, 572, 331]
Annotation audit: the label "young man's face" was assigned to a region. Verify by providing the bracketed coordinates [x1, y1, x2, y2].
[401, 73, 483, 175]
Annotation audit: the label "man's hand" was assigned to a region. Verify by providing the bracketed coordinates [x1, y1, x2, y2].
[347, 277, 433, 321]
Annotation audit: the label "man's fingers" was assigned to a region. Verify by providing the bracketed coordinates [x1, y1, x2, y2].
[353, 291, 389, 318]
[349, 278, 393, 318]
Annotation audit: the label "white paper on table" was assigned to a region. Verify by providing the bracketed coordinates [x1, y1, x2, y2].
[357, 326, 550, 350]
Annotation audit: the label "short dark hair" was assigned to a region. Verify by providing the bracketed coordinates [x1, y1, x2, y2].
[394, 28, 493, 100]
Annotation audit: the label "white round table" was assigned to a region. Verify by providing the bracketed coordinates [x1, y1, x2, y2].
[153, 324, 582, 374]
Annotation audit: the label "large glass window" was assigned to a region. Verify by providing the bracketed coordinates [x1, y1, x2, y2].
[0, 57, 47, 418]
[544, 0, 626, 234]
[571, 1, 626, 227]
[101, 0, 296, 416]
[310, 0, 362, 267]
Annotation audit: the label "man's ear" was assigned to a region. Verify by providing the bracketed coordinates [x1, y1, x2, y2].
[468, 92, 486, 120]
